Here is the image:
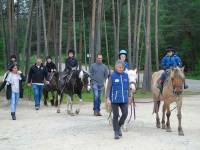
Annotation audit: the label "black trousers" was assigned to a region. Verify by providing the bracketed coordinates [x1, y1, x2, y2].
[111, 103, 128, 132]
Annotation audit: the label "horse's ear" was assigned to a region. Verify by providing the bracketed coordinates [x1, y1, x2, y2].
[181, 67, 185, 72]
[134, 68, 137, 73]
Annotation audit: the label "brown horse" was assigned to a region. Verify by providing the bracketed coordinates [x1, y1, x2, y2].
[151, 67, 185, 136]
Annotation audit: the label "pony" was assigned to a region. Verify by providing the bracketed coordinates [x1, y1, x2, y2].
[56, 69, 91, 115]
[151, 67, 185, 136]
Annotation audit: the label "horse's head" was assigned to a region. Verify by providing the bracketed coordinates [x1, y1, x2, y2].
[127, 69, 137, 94]
[49, 71, 59, 84]
[78, 70, 91, 92]
[169, 67, 185, 95]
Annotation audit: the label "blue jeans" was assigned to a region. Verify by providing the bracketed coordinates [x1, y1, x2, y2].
[10, 92, 20, 113]
[32, 84, 43, 107]
[92, 83, 103, 112]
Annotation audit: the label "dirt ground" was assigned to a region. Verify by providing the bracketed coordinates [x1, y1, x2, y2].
[0, 94, 200, 150]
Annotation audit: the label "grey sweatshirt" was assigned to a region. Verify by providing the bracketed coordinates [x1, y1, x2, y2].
[90, 62, 108, 86]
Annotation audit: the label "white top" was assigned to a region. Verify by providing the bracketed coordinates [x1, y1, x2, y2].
[6, 73, 22, 93]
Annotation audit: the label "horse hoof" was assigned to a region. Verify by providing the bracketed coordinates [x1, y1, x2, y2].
[162, 125, 166, 129]
[179, 131, 184, 136]
[75, 109, 80, 115]
[166, 128, 172, 132]
[156, 123, 161, 128]
[44, 102, 48, 106]
[57, 109, 60, 113]
[50, 100, 54, 106]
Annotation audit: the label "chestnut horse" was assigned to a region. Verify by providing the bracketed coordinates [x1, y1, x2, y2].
[151, 67, 185, 136]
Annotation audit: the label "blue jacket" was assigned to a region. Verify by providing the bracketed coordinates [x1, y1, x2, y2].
[161, 54, 182, 70]
[110, 71, 129, 103]
[124, 61, 129, 70]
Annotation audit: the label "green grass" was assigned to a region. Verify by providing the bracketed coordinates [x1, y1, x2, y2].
[186, 71, 200, 80]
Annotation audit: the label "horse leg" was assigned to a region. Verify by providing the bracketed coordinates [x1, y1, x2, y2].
[57, 94, 63, 113]
[75, 94, 82, 115]
[166, 105, 172, 132]
[161, 103, 167, 129]
[43, 89, 48, 106]
[154, 99, 161, 128]
[50, 91, 55, 106]
[55, 92, 58, 107]
[177, 99, 184, 136]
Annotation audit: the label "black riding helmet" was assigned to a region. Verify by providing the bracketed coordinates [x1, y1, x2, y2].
[165, 47, 175, 53]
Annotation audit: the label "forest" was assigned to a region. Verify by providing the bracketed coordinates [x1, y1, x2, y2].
[0, 0, 200, 91]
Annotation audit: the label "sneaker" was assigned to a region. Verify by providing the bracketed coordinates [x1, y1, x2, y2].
[35, 106, 40, 110]
[11, 112, 16, 120]
[118, 128, 122, 137]
[97, 112, 102, 116]
[114, 131, 120, 139]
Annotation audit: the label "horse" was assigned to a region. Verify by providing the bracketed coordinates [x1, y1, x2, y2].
[151, 67, 185, 136]
[43, 71, 59, 106]
[105, 69, 138, 130]
[56, 69, 91, 115]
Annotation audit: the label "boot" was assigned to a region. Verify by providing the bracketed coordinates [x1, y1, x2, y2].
[157, 80, 164, 93]
[11, 112, 16, 120]
[114, 131, 120, 139]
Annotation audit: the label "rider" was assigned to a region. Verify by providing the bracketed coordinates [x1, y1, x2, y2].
[119, 49, 129, 72]
[45, 56, 57, 73]
[64, 49, 79, 80]
[157, 47, 188, 92]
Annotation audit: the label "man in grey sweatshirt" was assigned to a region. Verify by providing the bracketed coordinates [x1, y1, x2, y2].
[90, 53, 108, 116]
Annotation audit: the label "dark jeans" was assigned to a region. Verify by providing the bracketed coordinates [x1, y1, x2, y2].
[111, 103, 128, 132]
[92, 83, 103, 112]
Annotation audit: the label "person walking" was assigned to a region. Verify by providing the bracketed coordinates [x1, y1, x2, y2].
[90, 53, 108, 116]
[106, 60, 132, 139]
[28, 58, 49, 110]
[6, 64, 25, 120]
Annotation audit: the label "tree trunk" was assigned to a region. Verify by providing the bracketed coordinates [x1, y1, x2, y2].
[127, 0, 132, 68]
[116, 0, 121, 58]
[22, 0, 34, 73]
[16, 0, 20, 62]
[47, 0, 53, 44]
[132, 0, 139, 68]
[89, 0, 96, 64]
[58, 0, 63, 72]
[66, 0, 72, 53]
[8, 0, 15, 55]
[25, 18, 33, 77]
[73, 0, 77, 54]
[53, 1, 58, 68]
[79, 17, 83, 69]
[135, 0, 144, 69]
[155, 0, 159, 70]
[36, 0, 41, 57]
[95, 0, 103, 53]
[0, 0, 8, 69]
[112, 0, 117, 61]
[142, 0, 152, 92]
[41, 0, 49, 57]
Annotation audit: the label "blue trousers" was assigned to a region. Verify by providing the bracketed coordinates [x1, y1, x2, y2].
[32, 84, 43, 107]
[10, 92, 20, 113]
[92, 83, 103, 112]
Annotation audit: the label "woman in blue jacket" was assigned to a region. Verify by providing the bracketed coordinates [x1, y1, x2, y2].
[106, 60, 132, 139]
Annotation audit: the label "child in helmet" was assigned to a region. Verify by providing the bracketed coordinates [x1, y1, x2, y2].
[119, 49, 129, 72]
[157, 47, 188, 93]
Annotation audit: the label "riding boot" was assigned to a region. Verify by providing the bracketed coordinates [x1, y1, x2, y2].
[157, 80, 164, 93]
[118, 127, 122, 137]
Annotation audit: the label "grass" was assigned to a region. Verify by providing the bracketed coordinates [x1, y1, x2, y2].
[186, 71, 200, 80]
